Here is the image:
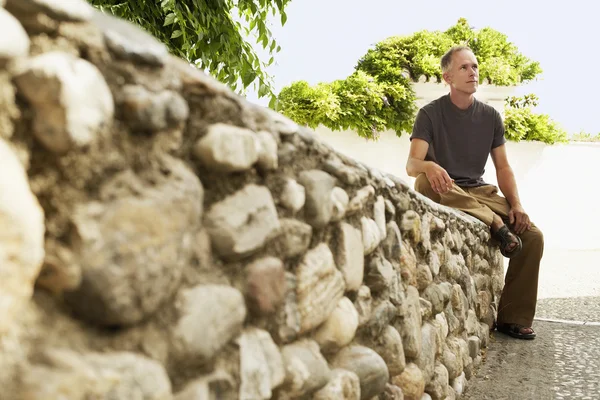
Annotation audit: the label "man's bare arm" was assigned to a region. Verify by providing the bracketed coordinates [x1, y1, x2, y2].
[490, 144, 521, 206]
[491, 144, 531, 233]
[406, 138, 453, 193]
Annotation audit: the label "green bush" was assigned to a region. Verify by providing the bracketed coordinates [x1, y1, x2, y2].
[275, 18, 542, 140]
[503, 95, 568, 144]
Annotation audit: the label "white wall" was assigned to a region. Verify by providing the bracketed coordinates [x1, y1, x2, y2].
[314, 126, 600, 251]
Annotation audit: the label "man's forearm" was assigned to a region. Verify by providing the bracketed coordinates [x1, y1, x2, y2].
[496, 166, 521, 207]
[406, 158, 435, 177]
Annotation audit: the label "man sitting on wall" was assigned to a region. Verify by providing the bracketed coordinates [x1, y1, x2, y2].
[405, 45, 544, 340]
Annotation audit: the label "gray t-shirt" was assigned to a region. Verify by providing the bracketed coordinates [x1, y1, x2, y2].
[410, 94, 506, 187]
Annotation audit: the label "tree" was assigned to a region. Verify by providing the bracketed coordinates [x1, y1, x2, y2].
[87, 0, 290, 102]
[276, 18, 545, 140]
[503, 94, 567, 144]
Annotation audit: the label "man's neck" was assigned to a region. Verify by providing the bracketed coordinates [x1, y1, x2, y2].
[449, 90, 475, 110]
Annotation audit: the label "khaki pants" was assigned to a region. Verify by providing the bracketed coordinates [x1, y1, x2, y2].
[414, 174, 544, 327]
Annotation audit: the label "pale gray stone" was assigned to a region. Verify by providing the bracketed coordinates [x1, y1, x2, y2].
[245, 257, 286, 315]
[331, 345, 389, 400]
[0, 139, 45, 343]
[91, 9, 169, 65]
[420, 298, 433, 320]
[298, 170, 336, 228]
[204, 184, 280, 260]
[64, 161, 202, 326]
[465, 310, 478, 335]
[313, 369, 360, 400]
[296, 243, 345, 334]
[423, 284, 445, 315]
[194, 123, 258, 172]
[120, 85, 188, 132]
[365, 253, 395, 294]
[362, 300, 396, 338]
[382, 221, 402, 263]
[417, 264, 433, 291]
[331, 186, 349, 221]
[313, 297, 359, 352]
[332, 222, 364, 291]
[396, 286, 422, 359]
[361, 217, 381, 255]
[385, 199, 396, 219]
[374, 195, 387, 239]
[22, 348, 172, 400]
[273, 218, 312, 259]
[0, 8, 29, 62]
[264, 107, 299, 136]
[238, 328, 285, 400]
[14, 51, 114, 154]
[274, 272, 301, 344]
[7, 0, 93, 21]
[347, 185, 375, 214]
[323, 157, 362, 185]
[425, 363, 449, 400]
[280, 340, 331, 398]
[172, 285, 246, 364]
[255, 130, 279, 170]
[380, 384, 404, 400]
[400, 210, 421, 243]
[467, 336, 480, 359]
[435, 313, 449, 339]
[354, 285, 373, 326]
[416, 322, 438, 384]
[175, 371, 234, 400]
[371, 325, 406, 376]
[443, 339, 464, 380]
[428, 251, 441, 277]
[392, 363, 425, 400]
[451, 372, 466, 397]
[280, 179, 306, 212]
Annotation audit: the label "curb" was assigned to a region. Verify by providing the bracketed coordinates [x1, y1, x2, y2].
[534, 317, 600, 327]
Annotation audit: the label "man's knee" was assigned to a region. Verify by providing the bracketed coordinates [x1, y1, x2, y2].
[414, 173, 431, 194]
[523, 225, 544, 248]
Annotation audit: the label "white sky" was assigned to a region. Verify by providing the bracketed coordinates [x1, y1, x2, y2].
[245, 0, 599, 135]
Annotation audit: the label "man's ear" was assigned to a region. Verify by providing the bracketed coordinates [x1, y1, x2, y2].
[442, 72, 451, 84]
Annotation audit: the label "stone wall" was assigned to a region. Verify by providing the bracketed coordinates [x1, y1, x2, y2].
[0, 1, 504, 399]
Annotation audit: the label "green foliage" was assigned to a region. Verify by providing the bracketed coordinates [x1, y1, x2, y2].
[275, 18, 542, 140]
[275, 72, 415, 139]
[357, 18, 542, 85]
[503, 94, 568, 144]
[87, 0, 290, 99]
[569, 131, 600, 142]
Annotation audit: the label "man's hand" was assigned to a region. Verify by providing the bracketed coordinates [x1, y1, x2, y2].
[508, 204, 531, 234]
[425, 163, 454, 194]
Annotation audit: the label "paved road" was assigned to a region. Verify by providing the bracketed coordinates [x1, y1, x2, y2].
[463, 321, 600, 400]
[463, 249, 600, 399]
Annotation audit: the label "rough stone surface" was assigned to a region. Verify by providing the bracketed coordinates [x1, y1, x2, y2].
[313, 297, 359, 352]
[172, 285, 246, 365]
[313, 369, 361, 400]
[280, 340, 331, 398]
[332, 222, 364, 291]
[331, 345, 390, 400]
[246, 257, 286, 315]
[273, 218, 312, 259]
[296, 243, 345, 334]
[280, 179, 306, 212]
[239, 328, 285, 400]
[21, 349, 172, 400]
[298, 170, 336, 228]
[63, 162, 202, 326]
[393, 363, 425, 400]
[205, 184, 280, 260]
[14, 51, 114, 154]
[0, 5, 505, 399]
[194, 123, 258, 172]
[0, 8, 29, 62]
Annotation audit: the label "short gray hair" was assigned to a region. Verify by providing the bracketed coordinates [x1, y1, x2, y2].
[441, 45, 473, 73]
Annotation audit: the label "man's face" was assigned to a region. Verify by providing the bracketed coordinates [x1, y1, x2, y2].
[444, 50, 479, 94]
